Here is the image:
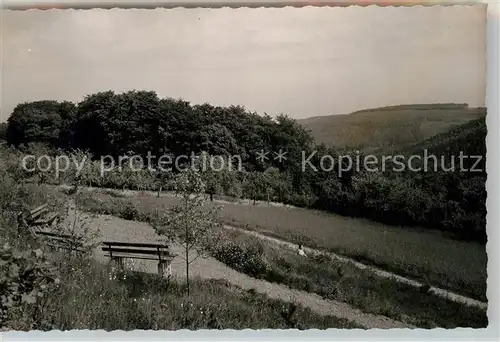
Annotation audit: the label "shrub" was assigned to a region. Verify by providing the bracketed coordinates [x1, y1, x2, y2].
[121, 203, 142, 221]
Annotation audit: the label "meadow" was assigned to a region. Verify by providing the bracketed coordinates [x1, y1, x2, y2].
[217, 201, 488, 301]
[217, 229, 487, 328]
[64, 187, 487, 301]
[0, 175, 357, 331]
[68, 187, 486, 302]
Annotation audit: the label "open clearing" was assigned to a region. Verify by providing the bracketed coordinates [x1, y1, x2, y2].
[62, 202, 413, 329]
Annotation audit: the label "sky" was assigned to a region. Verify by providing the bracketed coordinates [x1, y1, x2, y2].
[0, 5, 486, 121]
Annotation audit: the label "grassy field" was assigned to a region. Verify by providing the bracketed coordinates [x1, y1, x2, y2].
[217, 202, 488, 301]
[63, 187, 487, 302]
[299, 104, 486, 152]
[217, 229, 487, 328]
[60, 188, 487, 328]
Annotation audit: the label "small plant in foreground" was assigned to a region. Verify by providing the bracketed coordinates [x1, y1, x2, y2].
[0, 244, 59, 329]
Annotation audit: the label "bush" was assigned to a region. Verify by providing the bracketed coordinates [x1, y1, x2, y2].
[211, 240, 269, 278]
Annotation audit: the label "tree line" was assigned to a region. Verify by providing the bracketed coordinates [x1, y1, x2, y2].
[3, 90, 487, 243]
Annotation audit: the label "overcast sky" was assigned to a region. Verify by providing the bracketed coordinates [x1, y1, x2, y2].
[1, 5, 486, 121]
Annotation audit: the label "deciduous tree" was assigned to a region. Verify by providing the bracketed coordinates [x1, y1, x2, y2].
[152, 169, 222, 296]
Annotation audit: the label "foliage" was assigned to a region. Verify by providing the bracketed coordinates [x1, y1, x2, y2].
[6, 101, 76, 148]
[0, 173, 60, 330]
[210, 237, 270, 278]
[0, 153, 357, 331]
[0, 123, 7, 141]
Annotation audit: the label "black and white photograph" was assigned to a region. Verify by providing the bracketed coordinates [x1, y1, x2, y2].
[0, 3, 491, 333]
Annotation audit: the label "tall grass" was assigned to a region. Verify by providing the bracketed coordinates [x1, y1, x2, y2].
[17, 258, 357, 331]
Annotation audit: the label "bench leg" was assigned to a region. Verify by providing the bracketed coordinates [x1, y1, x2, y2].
[158, 261, 172, 279]
[158, 261, 166, 277]
[167, 263, 172, 278]
[111, 257, 124, 273]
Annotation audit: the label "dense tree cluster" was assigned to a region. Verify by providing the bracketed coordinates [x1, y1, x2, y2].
[3, 90, 487, 242]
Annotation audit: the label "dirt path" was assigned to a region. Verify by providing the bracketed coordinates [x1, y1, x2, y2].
[62, 201, 414, 329]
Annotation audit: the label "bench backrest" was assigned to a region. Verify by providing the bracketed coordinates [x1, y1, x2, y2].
[101, 241, 173, 261]
[36, 231, 85, 252]
[27, 203, 60, 226]
[28, 204, 48, 222]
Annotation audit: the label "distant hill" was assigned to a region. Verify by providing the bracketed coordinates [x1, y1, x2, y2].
[299, 104, 486, 153]
[398, 115, 486, 157]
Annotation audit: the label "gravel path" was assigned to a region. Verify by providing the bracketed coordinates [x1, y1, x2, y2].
[61, 201, 414, 329]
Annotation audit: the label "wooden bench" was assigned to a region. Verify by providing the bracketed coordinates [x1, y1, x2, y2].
[19, 203, 61, 238]
[101, 241, 177, 278]
[35, 230, 86, 253]
[21, 203, 85, 253]
[26, 203, 60, 228]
